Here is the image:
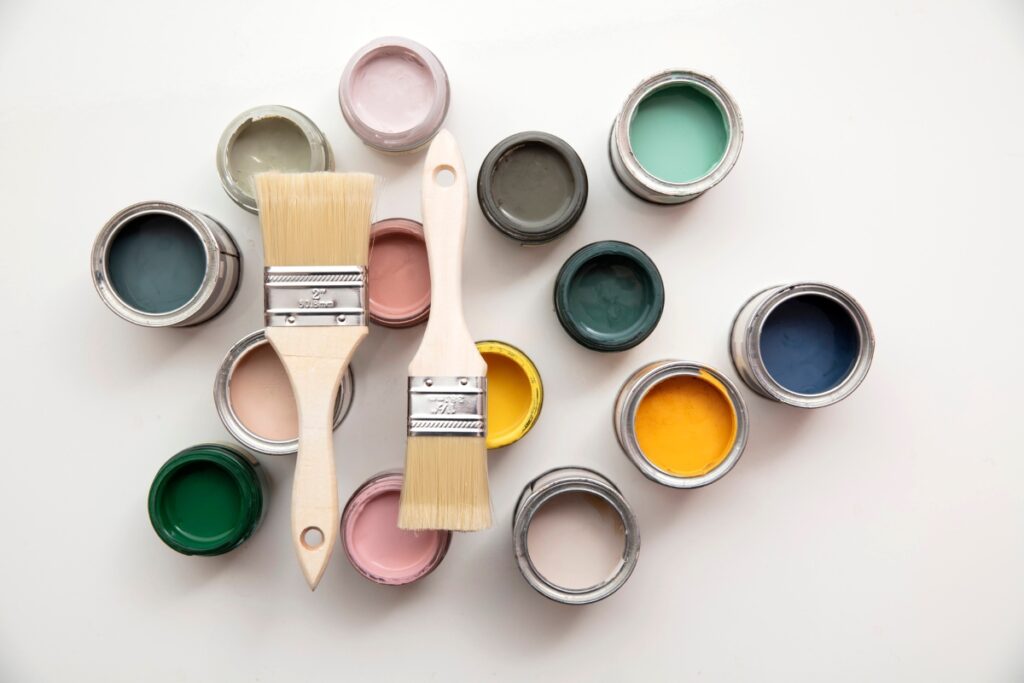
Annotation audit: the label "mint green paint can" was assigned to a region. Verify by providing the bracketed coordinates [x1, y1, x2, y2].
[610, 70, 743, 204]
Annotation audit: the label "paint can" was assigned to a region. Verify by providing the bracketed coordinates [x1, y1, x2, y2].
[615, 361, 748, 488]
[477, 131, 588, 244]
[513, 467, 640, 605]
[338, 37, 450, 153]
[476, 340, 543, 449]
[730, 282, 875, 408]
[610, 69, 743, 204]
[341, 470, 452, 585]
[214, 329, 354, 456]
[91, 201, 240, 327]
[148, 443, 268, 556]
[216, 105, 334, 214]
[554, 240, 665, 352]
[368, 218, 431, 328]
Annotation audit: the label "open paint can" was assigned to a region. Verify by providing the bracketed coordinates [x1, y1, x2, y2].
[91, 201, 240, 327]
[214, 330, 354, 456]
[513, 467, 640, 605]
[367, 218, 431, 327]
[610, 69, 743, 204]
[477, 131, 588, 244]
[554, 241, 665, 352]
[730, 282, 875, 408]
[339, 37, 450, 153]
[615, 361, 748, 488]
[342, 471, 452, 585]
[476, 340, 543, 449]
[216, 105, 334, 214]
[148, 443, 267, 556]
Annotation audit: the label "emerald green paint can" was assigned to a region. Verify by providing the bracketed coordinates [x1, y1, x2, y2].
[554, 241, 665, 352]
[610, 70, 743, 204]
[148, 444, 267, 556]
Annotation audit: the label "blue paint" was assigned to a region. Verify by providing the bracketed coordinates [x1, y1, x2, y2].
[759, 295, 859, 395]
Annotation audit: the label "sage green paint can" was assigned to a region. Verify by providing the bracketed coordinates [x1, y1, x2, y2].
[148, 444, 268, 556]
[610, 70, 743, 204]
[554, 241, 665, 352]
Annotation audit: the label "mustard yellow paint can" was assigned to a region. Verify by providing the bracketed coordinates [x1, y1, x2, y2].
[477, 341, 543, 449]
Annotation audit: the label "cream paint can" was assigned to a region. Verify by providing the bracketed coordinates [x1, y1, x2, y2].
[513, 467, 640, 605]
[214, 330, 354, 456]
[91, 201, 240, 327]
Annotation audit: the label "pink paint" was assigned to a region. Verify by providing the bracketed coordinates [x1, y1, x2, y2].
[342, 472, 450, 585]
[339, 37, 450, 153]
[368, 218, 430, 328]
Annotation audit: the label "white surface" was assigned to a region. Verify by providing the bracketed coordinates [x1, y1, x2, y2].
[1, 1, 1022, 680]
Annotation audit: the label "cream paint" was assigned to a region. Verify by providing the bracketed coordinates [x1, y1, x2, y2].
[227, 116, 312, 197]
[228, 341, 299, 442]
[526, 491, 626, 589]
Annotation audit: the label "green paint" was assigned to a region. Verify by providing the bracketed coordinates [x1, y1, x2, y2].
[554, 241, 665, 352]
[107, 214, 207, 314]
[628, 85, 729, 183]
[148, 445, 265, 556]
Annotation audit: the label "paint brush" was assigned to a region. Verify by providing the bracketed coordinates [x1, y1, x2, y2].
[398, 130, 491, 532]
[256, 171, 375, 589]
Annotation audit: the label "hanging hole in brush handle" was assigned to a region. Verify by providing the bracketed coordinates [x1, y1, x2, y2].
[301, 527, 324, 549]
[434, 166, 456, 187]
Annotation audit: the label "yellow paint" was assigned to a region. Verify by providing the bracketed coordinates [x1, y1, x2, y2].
[477, 341, 543, 449]
[634, 371, 737, 477]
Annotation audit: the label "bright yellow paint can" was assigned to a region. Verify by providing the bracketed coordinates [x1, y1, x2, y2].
[477, 341, 543, 449]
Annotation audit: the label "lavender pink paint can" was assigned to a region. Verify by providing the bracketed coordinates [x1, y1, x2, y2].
[339, 37, 450, 153]
[342, 471, 452, 585]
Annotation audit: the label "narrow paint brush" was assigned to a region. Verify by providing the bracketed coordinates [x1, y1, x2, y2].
[256, 172, 375, 588]
[398, 130, 491, 532]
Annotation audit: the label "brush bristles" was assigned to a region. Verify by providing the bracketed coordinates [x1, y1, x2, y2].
[399, 437, 492, 531]
[256, 172, 376, 267]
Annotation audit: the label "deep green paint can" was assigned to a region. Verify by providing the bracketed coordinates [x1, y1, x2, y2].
[554, 241, 665, 352]
[148, 444, 267, 556]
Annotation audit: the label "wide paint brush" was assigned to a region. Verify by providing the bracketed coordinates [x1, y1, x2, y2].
[398, 130, 491, 532]
[256, 172, 375, 589]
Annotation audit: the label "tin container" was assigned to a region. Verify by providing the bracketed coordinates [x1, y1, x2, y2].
[367, 218, 431, 328]
[91, 201, 240, 327]
[610, 69, 743, 204]
[476, 340, 543, 449]
[513, 467, 640, 605]
[148, 443, 268, 556]
[341, 470, 452, 585]
[554, 241, 665, 352]
[339, 37, 450, 153]
[730, 282, 875, 408]
[216, 105, 334, 214]
[477, 131, 588, 244]
[214, 329, 354, 456]
[615, 361, 748, 488]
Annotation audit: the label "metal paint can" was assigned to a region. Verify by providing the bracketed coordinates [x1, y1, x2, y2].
[214, 329, 354, 456]
[216, 105, 334, 214]
[91, 201, 240, 327]
[476, 340, 543, 449]
[615, 361, 748, 488]
[609, 69, 743, 204]
[513, 467, 640, 605]
[730, 282, 875, 408]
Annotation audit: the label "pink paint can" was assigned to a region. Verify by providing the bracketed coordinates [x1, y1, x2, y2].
[341, 471, 452, 585]
[339, 37, 450, 153]
[367, 218, 431, 328]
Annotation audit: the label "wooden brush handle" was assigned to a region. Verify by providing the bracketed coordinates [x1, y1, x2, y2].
[410, 130, 486, 377]
[266, 325, 367, 590]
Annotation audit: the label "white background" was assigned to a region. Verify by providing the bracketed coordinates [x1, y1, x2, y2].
[1, 1, 1022, 680]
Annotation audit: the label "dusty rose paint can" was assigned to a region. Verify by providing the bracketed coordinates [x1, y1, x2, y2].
[338, 37, 450, 153]
[367, 218, 431, 328]
[341, 471, 452, 585]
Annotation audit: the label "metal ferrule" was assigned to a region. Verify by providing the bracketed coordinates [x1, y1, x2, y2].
[264, 265, 366, 327]
[407, 376, 487, 437]
[513, 467, 640, 606]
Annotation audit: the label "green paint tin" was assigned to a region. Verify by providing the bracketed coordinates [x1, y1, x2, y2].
[148, 444, 267, 556]
[554, 241, 665, 352]
[478, 131, 588, 244]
